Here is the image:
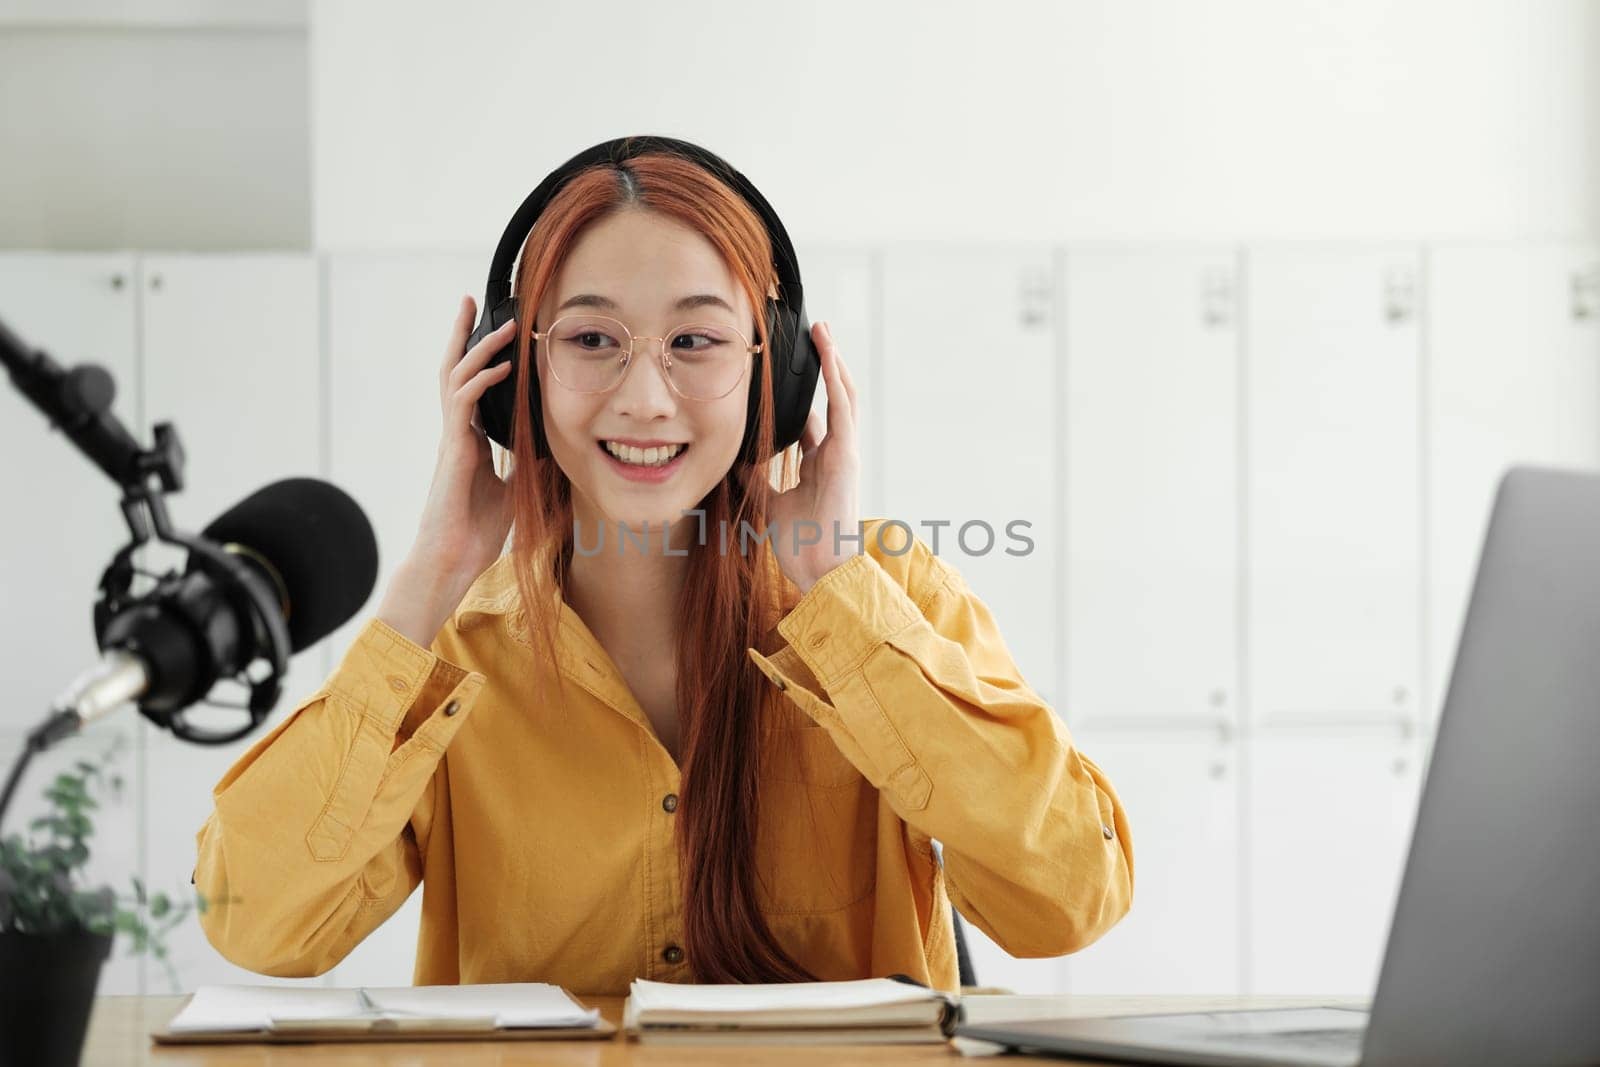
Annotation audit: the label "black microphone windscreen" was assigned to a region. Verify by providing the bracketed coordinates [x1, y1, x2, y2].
[200, 477, 379, 653]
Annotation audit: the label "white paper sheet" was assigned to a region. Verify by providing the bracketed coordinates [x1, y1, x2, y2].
[167, 982, 600, 1032]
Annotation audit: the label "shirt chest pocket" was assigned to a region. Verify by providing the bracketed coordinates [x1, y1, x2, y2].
[755, 722, 879, 915]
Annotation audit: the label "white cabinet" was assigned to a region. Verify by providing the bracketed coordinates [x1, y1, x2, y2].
[136, 254, 328, 992]
[0, 254, 145, 994]
[1425, 243, 1600, 728]
[0, 253, 324, 994]
[881, 245, 1059, 707]
[1245, 731, 1421, 994]
[0, 255, 141, 724]
[321, 252, 482, 671]
[1062, 248, 1239, 732]
[320, 251, 481, 987]
[881, 245, 1061, 994]
[1064, 731, 1240, 994]
[795, 246, 882, 517]
[1245, 248, 1422, 728]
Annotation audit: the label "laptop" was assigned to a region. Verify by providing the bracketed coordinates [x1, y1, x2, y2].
[956, 465, 1600, 1066]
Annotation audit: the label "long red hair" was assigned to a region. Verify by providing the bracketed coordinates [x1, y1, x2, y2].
[498, 145, 818, 983]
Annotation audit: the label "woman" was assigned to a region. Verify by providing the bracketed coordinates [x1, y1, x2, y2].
[193, 147, 1134, 996]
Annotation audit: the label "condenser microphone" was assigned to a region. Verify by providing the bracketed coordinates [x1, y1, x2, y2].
[53, 477, 378, 743]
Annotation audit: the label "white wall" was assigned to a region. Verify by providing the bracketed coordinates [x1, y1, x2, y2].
[311, 0, 1600, 252]
[0, 1, 309, 250]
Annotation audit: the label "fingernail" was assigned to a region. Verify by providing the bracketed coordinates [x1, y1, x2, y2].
[822, 321, 832, 339]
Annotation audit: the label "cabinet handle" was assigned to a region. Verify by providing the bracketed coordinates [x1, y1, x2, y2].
[110, 273, 125, 291]
[1018, 266, 1051, 329]
[1383, 268, 1415, 324]
[1572, 266, 1600, 321]
[1199, 267, 1233, 328]
[149, 273, 164, 292]
[1209, 760, 1228, 780]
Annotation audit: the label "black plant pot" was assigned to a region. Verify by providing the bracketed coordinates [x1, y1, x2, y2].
[0, 927, 113, 1067]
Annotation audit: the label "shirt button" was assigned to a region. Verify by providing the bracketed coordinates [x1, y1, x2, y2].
[774, 677, 787, 691]
[662, 793, 679, 813]
[443, 699, 460, 717]
[662, 944, 684, 965]
[1102, 824, 1114, 840]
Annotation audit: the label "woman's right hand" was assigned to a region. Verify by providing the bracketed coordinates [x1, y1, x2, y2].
[377, 296, 518, 647]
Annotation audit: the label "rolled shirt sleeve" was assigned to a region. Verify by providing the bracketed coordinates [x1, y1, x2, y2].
[192, 617, 485, 976]
[747, 539, 1134, 958]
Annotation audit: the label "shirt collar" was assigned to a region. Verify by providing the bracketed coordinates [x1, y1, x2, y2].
[451, 553, 528, 631]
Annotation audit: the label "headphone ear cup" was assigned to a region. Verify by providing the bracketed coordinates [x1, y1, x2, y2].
[739, 298, 820, 466]
[769, 300, 820, 453]
[471, 297, 548, 458]
[739, 314, 768, 466]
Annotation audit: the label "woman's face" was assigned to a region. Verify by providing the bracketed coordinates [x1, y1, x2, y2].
[536, 208, 756, 540]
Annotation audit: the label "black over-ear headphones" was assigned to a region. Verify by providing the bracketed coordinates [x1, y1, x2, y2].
[468, 135, 820, 467]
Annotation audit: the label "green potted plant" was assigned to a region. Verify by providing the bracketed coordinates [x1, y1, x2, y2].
[0, 732, 223, 1067]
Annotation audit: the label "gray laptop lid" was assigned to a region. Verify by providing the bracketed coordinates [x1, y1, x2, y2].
[1361, 465, 1600, 1066]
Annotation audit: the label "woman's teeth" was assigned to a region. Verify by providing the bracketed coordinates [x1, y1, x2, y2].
[602, 440, 687, 467]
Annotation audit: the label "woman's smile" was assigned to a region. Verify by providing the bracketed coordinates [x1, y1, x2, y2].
[597, 437, 692, 482]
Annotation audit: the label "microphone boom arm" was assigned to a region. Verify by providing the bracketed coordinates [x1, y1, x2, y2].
[0, 315, 292, 837]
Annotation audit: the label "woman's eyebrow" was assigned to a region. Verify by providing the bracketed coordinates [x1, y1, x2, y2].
[556, 292, 737, 315]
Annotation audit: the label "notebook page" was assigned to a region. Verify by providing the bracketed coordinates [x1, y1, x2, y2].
[167, 985, 362, 1032]
[630, 977, 943, 1016]
[362, 983, 601, 1028]
[168, 982, 600, 1032]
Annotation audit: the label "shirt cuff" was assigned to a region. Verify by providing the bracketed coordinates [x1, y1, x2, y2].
[328, 617, 484, 750]
[775, 551, 923, 690]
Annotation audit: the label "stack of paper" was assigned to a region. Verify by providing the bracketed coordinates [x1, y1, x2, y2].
[158, 982, 604, 1042]
[623, 977, 960, 1045]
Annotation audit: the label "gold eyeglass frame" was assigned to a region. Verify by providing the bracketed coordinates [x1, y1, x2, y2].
[533, 314, 763, 401]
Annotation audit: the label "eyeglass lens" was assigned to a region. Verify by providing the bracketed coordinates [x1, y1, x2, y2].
[543, 314, 750, 400]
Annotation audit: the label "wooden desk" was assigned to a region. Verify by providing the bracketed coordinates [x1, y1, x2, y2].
[82, 991, 1370, 1065]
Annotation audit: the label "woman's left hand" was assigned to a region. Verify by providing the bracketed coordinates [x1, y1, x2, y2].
[756, 320, 862, 596]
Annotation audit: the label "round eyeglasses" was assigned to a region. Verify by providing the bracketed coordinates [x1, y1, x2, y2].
[535, 314, 761, 401]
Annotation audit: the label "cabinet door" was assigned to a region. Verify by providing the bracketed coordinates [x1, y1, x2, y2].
[881, 246, 1059, 706]
[1246, 731, 1422, 994]
[1063, 731, 1240, 994]
[321, 251, 482, 987]
[795, 246, 882, 516]
[1246, 248, 1421, 728]
[321, 253, 481, 664]
[1063, 248, 1239, 732]
[1426, 243, 1600, 728]
[0, 253, 144, 994]
[137, 254, 327, 991]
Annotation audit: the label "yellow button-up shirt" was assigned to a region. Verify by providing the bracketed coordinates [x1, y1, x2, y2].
[193, 518, 1134, 995]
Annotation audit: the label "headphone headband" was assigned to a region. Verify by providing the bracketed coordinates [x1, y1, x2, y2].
[483, 135, 807, 376]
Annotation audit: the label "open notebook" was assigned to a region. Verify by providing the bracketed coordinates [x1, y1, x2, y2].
[152, 982, 614, 1045]
[623, 976, 961, 1045]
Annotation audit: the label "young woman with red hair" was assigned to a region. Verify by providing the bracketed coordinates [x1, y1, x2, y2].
[193, 149, 1134, 995]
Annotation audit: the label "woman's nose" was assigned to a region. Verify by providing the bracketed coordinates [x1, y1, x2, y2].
[612, 343, 678, 415]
